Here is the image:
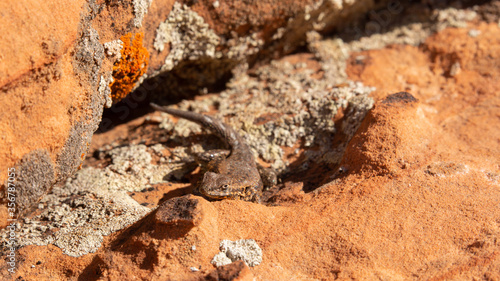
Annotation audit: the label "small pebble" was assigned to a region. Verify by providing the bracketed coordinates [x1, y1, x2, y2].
[468, 29, 480, 38]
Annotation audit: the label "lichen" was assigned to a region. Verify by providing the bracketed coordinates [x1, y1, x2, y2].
[132, 0, 152, 28]
[98, 75, 113, 108]
[436, 8, 477, 30]
[65, 25, 107, 186]
[74, 144, 176, 192]
[11, 150, 55, 215]
[212, 239, 263, 267]
[0, 144, 182, 257]
[154, 2, 220, 71]
[103, 40, 123, 61]
[109, 33, 149, 103]
[161, 58, 374, 173]
[1, 187, 150, 257]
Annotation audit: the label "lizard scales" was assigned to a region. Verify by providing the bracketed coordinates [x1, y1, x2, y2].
[151, 103, 263, 202]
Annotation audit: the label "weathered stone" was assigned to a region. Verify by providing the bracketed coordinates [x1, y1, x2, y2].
[1, 0, 393, 216]
[155, 195, 204, 231]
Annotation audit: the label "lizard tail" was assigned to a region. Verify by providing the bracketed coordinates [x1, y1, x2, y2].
[150, 103, 241, 147]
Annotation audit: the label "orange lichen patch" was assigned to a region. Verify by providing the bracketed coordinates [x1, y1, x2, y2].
[77, 143, 90, 170]
[77, 153, 85, 170]
[109, 33, 149, 102]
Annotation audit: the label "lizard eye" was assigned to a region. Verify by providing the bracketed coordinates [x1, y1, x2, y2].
[222, 184, 229, 189]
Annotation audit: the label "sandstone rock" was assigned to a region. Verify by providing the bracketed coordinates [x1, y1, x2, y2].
[1, 2, 500, 280]
[84, 194, 219, 279]
[1, 0, 392, 217]
[205, 260, 254, 281]
[155, 194, 205, 234]
[341, 91, 433, 175]
[0, 0, 107, 217]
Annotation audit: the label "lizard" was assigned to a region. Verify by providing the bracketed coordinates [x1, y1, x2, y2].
[150, 103, 266, 203]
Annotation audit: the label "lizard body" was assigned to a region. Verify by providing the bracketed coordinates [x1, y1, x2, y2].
[151, 103, 263, 202]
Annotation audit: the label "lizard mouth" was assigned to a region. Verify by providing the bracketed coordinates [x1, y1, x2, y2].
[199, 187, 231, 200]
[199, 183, 244, 200]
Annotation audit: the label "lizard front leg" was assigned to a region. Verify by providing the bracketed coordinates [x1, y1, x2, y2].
[257, 164, 278, 190]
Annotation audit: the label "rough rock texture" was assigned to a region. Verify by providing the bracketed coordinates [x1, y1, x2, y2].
[209, 260, 254, 281]
[212, 239, 263, 267]
[1, 1, 500, 280]
[0, 0, 393, 217]
[0, 0, 104, 218]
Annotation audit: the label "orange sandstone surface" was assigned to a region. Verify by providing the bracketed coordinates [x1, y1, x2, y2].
[3, 22, 500, 281]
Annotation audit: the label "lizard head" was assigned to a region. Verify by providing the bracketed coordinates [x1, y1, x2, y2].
[199, 172, 260, 201]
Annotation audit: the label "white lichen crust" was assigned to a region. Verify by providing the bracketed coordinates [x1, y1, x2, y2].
[211, 239, 263, 267]
[154, 2, 220, 71]
[0, 144, 185, 257]
[132, 0, 153, 28]
[98, 75, 114, 108]
[211, 252, 233, 267]
[164, 57, 374, 172]
[103, 40, 124, 61]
